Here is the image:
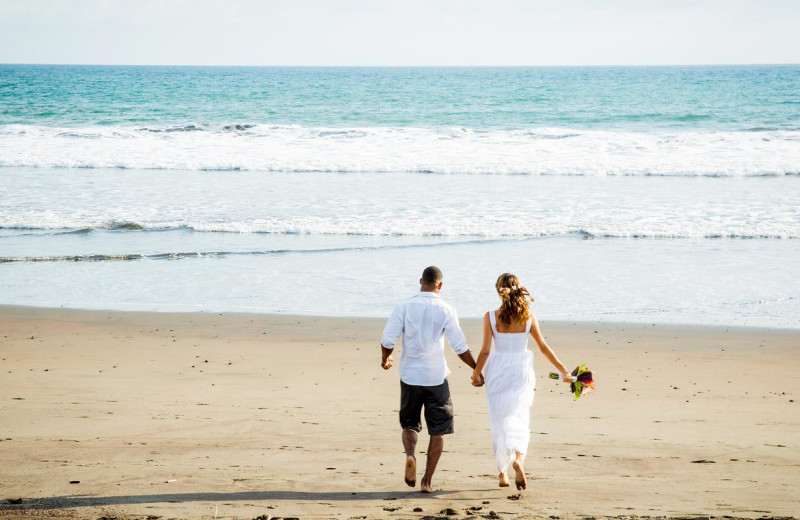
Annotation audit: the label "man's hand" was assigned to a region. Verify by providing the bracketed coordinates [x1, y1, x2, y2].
[380, 344, 394, 370]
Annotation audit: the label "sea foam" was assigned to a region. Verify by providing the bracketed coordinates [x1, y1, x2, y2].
[1, 169, 798, 240]
[1, 124, 798, 177]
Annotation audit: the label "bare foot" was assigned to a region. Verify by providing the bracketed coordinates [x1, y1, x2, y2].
[404, 455, 416, 487]
[499, 472, 510, 487]
[512, 459, 527, 490]
[420, 473, 433, 493]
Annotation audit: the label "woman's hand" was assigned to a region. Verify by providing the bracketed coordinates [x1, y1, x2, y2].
[561, 372, 573, 383]
[471, 370, 485, 387]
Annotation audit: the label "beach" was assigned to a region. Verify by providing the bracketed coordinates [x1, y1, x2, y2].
[1, 305, 798, 520]
[1, 62, 799, 520]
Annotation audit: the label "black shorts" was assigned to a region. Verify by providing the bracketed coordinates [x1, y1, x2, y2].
[399, 379, 454, 436]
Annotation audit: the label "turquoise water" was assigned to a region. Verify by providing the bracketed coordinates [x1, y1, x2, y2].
[2, 65, 799, 130]
[0, 65, 798, 326]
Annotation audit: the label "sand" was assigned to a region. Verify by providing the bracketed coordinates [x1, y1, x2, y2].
[0, 305, 798, 520]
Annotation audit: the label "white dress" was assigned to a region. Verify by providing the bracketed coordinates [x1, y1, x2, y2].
[483, 311, 535, 473]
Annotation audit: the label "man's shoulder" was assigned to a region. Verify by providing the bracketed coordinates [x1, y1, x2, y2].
[391, 295, 418, 312]
[395, 294, 419, 307]
[432, 296, 456, 312]
[405, 293, 457, 314]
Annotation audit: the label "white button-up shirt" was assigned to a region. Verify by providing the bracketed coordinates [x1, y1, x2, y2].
[381, 291, 469, 386]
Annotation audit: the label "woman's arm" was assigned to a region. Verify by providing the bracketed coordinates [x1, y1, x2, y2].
[530, 315, 572, 382]
[471, 312, 493, 386]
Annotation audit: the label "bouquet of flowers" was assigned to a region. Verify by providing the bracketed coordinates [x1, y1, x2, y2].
[549, 364, 595, 400]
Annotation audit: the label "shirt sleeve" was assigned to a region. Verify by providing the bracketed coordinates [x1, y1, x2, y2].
[381, 304, 404, 349]
[443, 309, 469, 355]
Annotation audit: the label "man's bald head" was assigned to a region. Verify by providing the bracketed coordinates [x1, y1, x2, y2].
[420, 266, 443, 292]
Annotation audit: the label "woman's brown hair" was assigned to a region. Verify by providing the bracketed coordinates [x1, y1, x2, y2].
[495, 273, 534, 326]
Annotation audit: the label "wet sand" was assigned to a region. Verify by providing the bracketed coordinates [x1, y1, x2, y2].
[1, 305, 798, 519]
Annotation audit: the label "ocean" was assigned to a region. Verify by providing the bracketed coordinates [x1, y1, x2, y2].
[1, 65, 798, 327]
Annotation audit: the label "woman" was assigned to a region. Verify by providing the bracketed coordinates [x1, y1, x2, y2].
[471, 273, 572, 490]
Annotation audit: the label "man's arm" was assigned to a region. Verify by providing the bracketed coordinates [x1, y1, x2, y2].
[443, 310, 476, 369]
[457, 350, 477, 370]
[380, 305, 403, 370]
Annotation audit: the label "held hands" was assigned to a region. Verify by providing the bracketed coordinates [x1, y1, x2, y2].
[381, 355, 394, 370]
[471, 370, 485, 387]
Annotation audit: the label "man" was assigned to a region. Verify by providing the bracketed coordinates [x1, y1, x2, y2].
[381, 266, 480, 493]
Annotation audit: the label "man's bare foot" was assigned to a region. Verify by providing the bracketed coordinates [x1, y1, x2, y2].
[512, 459, 527, 490]
[420, 473, 433, 493]
[499, 471, 510, 487]
[404, 455, 416, 487]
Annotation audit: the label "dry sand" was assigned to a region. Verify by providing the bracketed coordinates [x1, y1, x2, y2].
[1, 305, 798, 520]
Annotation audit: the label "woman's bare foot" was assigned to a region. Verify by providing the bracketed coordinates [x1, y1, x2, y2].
[512, 459, 527, 490]
[404, 455, 416, 487]
[498, 472, 510, 487]
[420, 473, 433, 493]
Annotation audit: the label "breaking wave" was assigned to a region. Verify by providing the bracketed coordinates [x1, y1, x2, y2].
[1, 123, 798, 177]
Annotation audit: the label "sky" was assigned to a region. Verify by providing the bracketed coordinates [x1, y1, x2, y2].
[1, 0, 798, 66]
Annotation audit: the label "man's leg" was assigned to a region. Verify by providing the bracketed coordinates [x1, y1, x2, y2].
[402, 428, 418, 486]
[420, 380, 453, 493]
[399, 381, 423, 487]
[420, 434, 443, 493]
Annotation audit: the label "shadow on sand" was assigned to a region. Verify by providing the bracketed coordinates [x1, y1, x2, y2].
[4, 489, 488, 510]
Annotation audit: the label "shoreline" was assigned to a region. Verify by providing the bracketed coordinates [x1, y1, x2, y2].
[1, 305, 798, 519]
[4, 171, 799, 330]
[2, 304, 799, 334]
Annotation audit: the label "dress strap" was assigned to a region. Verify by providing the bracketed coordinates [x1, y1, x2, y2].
[488, 310, 497, 333]
[525, 317, 532, 333]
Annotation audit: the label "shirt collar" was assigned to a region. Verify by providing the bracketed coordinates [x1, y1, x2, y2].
[416, 291, 441, 298]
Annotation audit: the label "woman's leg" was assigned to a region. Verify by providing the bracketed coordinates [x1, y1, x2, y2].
[498, 471, 510, 487]
[512, 451, 527, 490]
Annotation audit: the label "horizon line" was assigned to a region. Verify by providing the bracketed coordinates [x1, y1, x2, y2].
[2, 62, 799, 68]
